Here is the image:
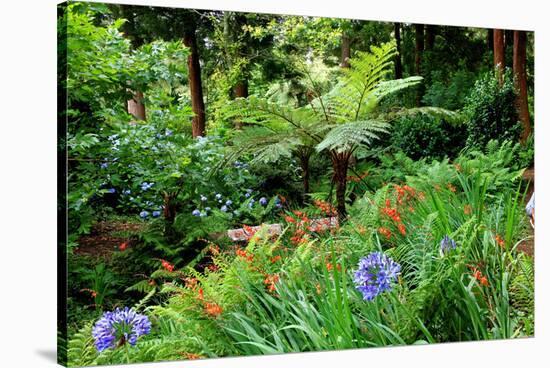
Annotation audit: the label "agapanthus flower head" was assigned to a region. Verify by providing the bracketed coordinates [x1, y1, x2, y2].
[225, 200, 233, 206]
[259, 197, 268, 206]
[123, 189, 131, 195]
[139, 211, 149, 219]
[100, 162, 109, 169]
[353, 252, 401, 301]
[220, 205, 228, 212]
[440, 235, 457, 254]
[107, 188, 116, 194]
[152, 211, 161, 218]
[192, 209, 201, 216]
[92, 307, 151, 352]
[244, 192, 251, 198]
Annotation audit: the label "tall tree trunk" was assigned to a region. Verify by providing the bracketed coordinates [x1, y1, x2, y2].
[233, 80, 248, 129]
[415, 24, 425, 105]
[341, 33, 351, 68]
[331, 152, 350, 221]
[183, 28, 206, 138]
[394, 23, 403, 79]
[487, 28, 494, 51]
[299, 151, 312, 196]
[127, 91, 146, 120]
[513, 30, 531, 143]
[493, 29, 505, 85]
[425, 25, 436, 50]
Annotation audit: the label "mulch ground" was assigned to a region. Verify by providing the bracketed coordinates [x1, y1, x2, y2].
[75, 221, 144, 259]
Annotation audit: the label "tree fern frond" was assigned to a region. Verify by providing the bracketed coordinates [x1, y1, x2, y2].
[316, 120, 390, 153]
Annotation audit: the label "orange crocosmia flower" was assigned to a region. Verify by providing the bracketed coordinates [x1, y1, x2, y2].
[398, 223, 406, 236]
[284, 215, 295, 224]
[264, 274, 280, 293]
[495, 234, 505, 248]
[161, 259, 175, 272]
[447, 183, 457, 193]
[119, 242, 128, 251]
[197, 288, 204, 301]
[271, 255, 282, 263]
[204, 303, 223, 317]
[378, 227, 392, 240]
[480, 277, 489, 287]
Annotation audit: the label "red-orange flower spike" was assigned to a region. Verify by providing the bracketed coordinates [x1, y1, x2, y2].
[264, 274, 280, 293]
[204, 302, 223, 317]
[398, 223, 406, 236]
[378, 227, 392, 240]
[495, 234, 505, 248]
[271, 255, 282, 263]
[119, 242, 128, 251]
[161, 259, 175, 272]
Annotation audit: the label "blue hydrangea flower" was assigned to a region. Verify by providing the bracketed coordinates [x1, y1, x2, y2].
[245, 192, 251, 198]
[215, 193, 222, 200]
[92, 307, 151, 352]
[440, 235, 457, 254]
[353, 252, 401, 301]
[200, 195, 207, 202]
[192, 209, 201, 216]
[107, 188, 116, 194]
[205, 207, 211, 212]
[225, 200, 233, 206]
[152, 211, 161, 218]
[123, 189, 131, 195]
[100, 162, 109, 169]
[165, 129, 173, 136]
[140, 211, 149, 219]
[259, 197, 268, 206]
[141, 182, 154, 191]
[220, 205, 228, 212]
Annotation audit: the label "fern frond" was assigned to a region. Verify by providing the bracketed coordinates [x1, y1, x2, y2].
[316, 120, 390, 153]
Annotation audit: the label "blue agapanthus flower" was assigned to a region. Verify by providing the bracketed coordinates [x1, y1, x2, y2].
[122, 189, 131, 195]
[92, 307, 151, 352]
[152, 211, 161, 218]
[139, 211, 149, 219]
[220, 205, 228, 212]
[259, 197, 268, 206]
[353, 252, 401, 301]
[440, 235, 457, 254]
[100, 162, 109, 169]
[107, 188, 116, 194]
[225, 200, 233, 206]
[192, 209, 201, 216]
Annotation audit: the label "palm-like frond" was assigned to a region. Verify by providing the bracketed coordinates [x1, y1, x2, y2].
[316, 120, 390, 153]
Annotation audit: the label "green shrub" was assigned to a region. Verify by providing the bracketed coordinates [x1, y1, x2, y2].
[463, 71, 521, 149]
[390, 114, 467, 160]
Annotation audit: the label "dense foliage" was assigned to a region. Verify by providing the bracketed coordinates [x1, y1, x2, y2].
[61, 3, 534, 367]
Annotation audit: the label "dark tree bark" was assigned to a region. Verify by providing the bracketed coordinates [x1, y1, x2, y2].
[233, 80, 248, 129]
[299, 150, 312, 196]
[415, 24, 425, 105]
[394, 23, 403, 79]
[513, 30, 531, 143]
[487, 28, 494, 50]
[493, 29, 505, 85]
[331, 151, 350, 221]
[127, 91, 146, 120]
[183, 28, 206, 138]
[425, 25, 436, 50]
[341, 33, 351, 68]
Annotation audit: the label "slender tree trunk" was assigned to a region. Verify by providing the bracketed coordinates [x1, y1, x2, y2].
[127, 91, 146, 120]
[425, 25, 436, 50]
[394, 23, 403, 79]
[415, 24, 425, 106]
[331, 152, 350, 221]
[341, 33, 351, 68]
[493, 29, 505, 85]
[513, 30, 531, 143]
[487, 28, 494, 51]
[183, 28, 206, 138]
[233, 80, 248, 129]
[299, 152, 311, 195]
